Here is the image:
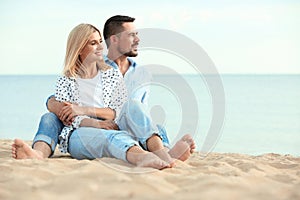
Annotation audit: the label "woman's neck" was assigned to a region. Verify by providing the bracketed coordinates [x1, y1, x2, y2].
[81, 61, 98, 79]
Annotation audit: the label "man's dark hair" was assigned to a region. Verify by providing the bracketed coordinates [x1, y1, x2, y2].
[103, 15, 135, 47]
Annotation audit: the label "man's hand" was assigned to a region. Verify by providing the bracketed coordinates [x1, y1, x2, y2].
[98, 120, 119, 130]
[59, 102, 83, 125]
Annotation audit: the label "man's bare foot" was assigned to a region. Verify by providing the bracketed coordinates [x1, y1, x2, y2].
[12, 139, 43, 159]
[168, 134, 196, 161]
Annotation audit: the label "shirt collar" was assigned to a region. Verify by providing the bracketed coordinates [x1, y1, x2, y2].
[104, 55, 137, 70]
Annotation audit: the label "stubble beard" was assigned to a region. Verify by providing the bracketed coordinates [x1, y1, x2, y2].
[124, 51, 138, 57]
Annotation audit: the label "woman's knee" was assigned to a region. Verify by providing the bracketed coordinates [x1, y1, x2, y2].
[40, 112, 61, 127]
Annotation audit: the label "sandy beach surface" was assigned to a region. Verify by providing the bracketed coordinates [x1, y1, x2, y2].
[1, 139, 299, 200]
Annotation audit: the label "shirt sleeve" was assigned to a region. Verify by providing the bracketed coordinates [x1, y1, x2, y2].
[72, 115, 90, 128]
[109, 72, 128, 119]
[55, 76, 90, 127]
[55, 76, 72, 102]
[45, 94, 55, 109]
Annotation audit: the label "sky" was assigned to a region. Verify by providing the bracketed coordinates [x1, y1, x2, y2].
[0, 0, 299, 74]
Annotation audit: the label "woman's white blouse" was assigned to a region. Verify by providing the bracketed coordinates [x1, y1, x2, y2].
[55, 68, 127, 153]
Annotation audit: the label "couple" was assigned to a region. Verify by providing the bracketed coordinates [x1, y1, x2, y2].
[12, 15, 195, 169]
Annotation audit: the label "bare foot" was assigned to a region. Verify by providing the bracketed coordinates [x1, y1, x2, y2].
[168, 134, 196, 161]
[152, 148, 176, 167]
[12, 139, 43, 159]
[136, 152, 171, 170]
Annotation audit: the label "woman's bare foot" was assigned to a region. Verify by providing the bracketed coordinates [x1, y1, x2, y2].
[136, 153, 171, 169]
[152, 148, 176, 167]
[12, 139, 43, 159]
[168, 134, 196, 161]
[126, 146, 170, 170]
[145, 134, 176, 167]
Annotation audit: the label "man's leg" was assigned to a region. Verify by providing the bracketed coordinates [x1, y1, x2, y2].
[117, 100, 174, 165]
[117, 99, 161, 148]
[157, 125, 196, 161]
[168, 134, 196, 161]
[12, 112, 63, 159]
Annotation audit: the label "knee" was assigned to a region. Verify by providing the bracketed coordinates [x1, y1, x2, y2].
[107, 130, 129, 143]
[40, 112, 61, 127]
[127, 99, 146, 116]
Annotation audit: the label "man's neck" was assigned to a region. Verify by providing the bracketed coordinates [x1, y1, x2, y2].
[107, 51, 130, 76]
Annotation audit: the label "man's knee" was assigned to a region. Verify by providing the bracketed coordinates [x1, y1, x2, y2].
[126, 99, 149, 121]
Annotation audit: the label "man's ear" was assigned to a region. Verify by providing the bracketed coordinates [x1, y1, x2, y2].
[110, 35, 118, 44]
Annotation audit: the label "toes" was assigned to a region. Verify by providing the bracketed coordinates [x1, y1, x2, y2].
[160, 162, 171, 169]
[182, 134, 192, 141]
[182, 134, 196, 149]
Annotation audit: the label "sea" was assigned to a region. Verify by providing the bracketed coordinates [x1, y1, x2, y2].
[0, 74, 299, 156]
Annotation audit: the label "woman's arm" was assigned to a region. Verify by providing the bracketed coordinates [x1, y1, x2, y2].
[80, 118, 119, 130]
[47, 96, 68, 117]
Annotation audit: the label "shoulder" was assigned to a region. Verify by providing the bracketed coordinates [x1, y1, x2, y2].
[102, 67, 122, 78]
[133, 65, 152, 81]
[56, 75, 76, 86]
[57, 75, 75, 81]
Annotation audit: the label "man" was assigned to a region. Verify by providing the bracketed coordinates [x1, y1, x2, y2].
[12, 15, 195, 161]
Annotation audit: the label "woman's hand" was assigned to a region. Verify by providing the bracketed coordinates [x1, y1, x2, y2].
[59, 102, 84, 125]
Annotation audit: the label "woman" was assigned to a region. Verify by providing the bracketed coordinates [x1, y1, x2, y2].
[54, 23, 170, 169]
[54, 23, 126, 153]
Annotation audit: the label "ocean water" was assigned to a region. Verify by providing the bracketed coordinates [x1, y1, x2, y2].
[0, 74, 299, 156]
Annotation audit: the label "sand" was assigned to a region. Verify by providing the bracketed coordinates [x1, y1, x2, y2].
[1, 139, 299, 200]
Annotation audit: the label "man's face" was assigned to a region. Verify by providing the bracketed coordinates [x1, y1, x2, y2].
[117, 22, 140, 57]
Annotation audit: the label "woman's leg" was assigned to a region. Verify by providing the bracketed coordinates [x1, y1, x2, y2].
[68, 127, 170, 169]
[12, 112, 63, 159]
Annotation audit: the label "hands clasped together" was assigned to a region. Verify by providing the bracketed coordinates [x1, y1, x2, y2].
[58, 102, 119, 130]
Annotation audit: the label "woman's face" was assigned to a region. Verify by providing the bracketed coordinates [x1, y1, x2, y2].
[80, 31, 103, 63]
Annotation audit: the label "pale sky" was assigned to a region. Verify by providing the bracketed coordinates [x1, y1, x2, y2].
[0, 0, 299, 74]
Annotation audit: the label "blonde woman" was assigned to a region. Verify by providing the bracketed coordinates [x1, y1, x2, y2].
[12, 24, 170, 169]
[54, 23, 127, 153]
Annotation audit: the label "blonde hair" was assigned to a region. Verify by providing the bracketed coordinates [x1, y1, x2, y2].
[63, 23, 111, 78]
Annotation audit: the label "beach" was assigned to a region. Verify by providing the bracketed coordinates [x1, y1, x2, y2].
[1, 139, 299, 200]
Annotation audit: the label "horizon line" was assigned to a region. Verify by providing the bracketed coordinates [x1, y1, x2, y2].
[0, 73, 300, 76]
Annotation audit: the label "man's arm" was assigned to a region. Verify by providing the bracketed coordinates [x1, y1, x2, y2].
[80, 118, 119, 130]
[79, 107, 116, 120]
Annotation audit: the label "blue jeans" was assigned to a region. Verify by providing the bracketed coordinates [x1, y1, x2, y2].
[68, 127, 139, 161]
[117, 99, 170, 150]
[33, 103, 170, 159]
[32, 112, 63, 156]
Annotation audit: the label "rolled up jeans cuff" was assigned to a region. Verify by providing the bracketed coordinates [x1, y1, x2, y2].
[139, 125, 170, 151]
[32, 134, 56, 157]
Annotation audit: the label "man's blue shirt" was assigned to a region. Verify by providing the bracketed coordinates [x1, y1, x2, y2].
[104, 55, 151, 105]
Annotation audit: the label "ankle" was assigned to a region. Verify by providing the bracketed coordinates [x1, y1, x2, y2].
[146, 134, 164, 152]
